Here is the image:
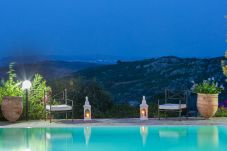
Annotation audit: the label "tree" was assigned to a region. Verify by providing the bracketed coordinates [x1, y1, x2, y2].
[28, 74, 51, 119]
[222, 51, 227, 80]
[50, 77, 113, 118]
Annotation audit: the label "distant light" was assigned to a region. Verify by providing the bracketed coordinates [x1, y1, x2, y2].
[22, 80, 32, 90]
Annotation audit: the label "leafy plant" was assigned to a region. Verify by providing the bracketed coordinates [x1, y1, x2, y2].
[0, 63, 23, 104]
[215, 107, 227, 117]
[28, 74, 51, 119]
[191, 78, 224, 94]
[221, 51, 227, 80]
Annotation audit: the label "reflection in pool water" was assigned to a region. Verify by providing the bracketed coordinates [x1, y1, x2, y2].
[197, 126, 219, 149]
[0, 126, 226, 151]
[84, 127, 91, 145]
[140, 126, 148, 145]
[158, 127, 188, 138]
[0, 128, 46, 151]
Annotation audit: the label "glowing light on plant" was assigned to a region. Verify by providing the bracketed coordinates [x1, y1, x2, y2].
[22, 80, 32, 90]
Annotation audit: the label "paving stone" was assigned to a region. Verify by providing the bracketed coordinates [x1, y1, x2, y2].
[0, 117, 227, 128]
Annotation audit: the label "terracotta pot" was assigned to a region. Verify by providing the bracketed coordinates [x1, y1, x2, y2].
[1, 96, 23, 122]
[197, 93, 218, 119]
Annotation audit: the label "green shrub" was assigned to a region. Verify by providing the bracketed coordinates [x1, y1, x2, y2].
[28, 74, 51, 119]
[107, 104, 138, 118]
[50, 77, 113, 119]
[215, 107, 227, 117]
[191, 78, 224, 94]
[0, 63, 23, 104]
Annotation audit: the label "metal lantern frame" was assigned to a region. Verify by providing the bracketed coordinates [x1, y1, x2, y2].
[140, 96, 148, 120]
[83, 96, 91, 121]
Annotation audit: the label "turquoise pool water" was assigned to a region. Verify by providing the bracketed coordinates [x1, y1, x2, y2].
[0, 126, 227, 151]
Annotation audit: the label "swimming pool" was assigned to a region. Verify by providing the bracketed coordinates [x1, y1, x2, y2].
[0, 126, 226, 151]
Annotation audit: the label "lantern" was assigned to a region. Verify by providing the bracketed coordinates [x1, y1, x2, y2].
[83, 96, 91, 121]
[140, 96, 148, 120]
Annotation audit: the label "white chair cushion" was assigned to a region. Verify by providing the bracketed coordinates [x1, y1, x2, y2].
[159, 104, 186, 110]
[46, 104, 72, 111]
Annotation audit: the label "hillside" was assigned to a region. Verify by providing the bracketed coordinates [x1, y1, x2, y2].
[0, 60, 100, 80]
[76, 56, 226, 103]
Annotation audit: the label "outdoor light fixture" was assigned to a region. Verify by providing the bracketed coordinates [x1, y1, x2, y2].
[140, 96, 148, 120]
[22, 80, 32, 90]
[22, 80, 32, 121]
[83, 96, 91, 121]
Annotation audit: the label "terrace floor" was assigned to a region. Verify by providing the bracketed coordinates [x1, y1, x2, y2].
[0, 117, 227, 128]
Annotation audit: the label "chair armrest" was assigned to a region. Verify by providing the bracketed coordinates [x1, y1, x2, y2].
[50, 98, 65, 104]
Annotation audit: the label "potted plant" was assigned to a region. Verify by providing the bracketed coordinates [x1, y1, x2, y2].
[0, 63, 23, 122]
[191, 78, 224, 119]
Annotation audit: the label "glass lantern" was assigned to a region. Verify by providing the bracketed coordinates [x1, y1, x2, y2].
[83, 96, 91, 121]
[140, 96, 148, 120]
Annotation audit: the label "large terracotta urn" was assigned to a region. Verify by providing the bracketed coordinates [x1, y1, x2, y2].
[1, 96, 23, 122]
[197, 93, 218, 119]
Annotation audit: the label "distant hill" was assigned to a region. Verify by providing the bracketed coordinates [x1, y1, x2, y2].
[1, 56, 226, 105]
[76, 56, 227, 103]
[0, 60, 100, 80]
[0, 54, 143, 66]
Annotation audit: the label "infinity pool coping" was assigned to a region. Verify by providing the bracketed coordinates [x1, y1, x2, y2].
[0, 117, 227, 128]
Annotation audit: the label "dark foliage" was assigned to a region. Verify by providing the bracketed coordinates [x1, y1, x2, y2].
[77, 56, 226, 104]
[49, 77, 113, 118]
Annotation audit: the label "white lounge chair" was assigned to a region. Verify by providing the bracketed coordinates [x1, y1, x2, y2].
[158, 89, 188, 120]
[44, 89, 74, 123]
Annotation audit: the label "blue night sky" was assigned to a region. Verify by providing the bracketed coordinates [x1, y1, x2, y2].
[0, 0, 226, 59]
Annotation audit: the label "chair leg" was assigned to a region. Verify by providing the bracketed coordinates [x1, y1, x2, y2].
[66, 112, 68, 119]
[186, 110, 189, 120]
[72, 110, 74, 122]
[45, 111, 47, 121]
[179, 110, 182, 121]
[50, 111, 52, 123]
[158, 109, 160, 120]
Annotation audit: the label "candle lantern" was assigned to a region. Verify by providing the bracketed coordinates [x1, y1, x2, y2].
[83, 96, 91, 121]
[140, 96, 148, 120]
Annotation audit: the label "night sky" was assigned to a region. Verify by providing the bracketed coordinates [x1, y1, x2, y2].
[0, 0, 226, 59]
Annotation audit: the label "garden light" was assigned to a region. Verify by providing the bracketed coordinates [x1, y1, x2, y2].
[22, 80, 32, 121]
[22, 80, 32, 90]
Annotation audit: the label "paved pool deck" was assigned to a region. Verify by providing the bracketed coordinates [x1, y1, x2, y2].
[0, 117, 227, 128]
